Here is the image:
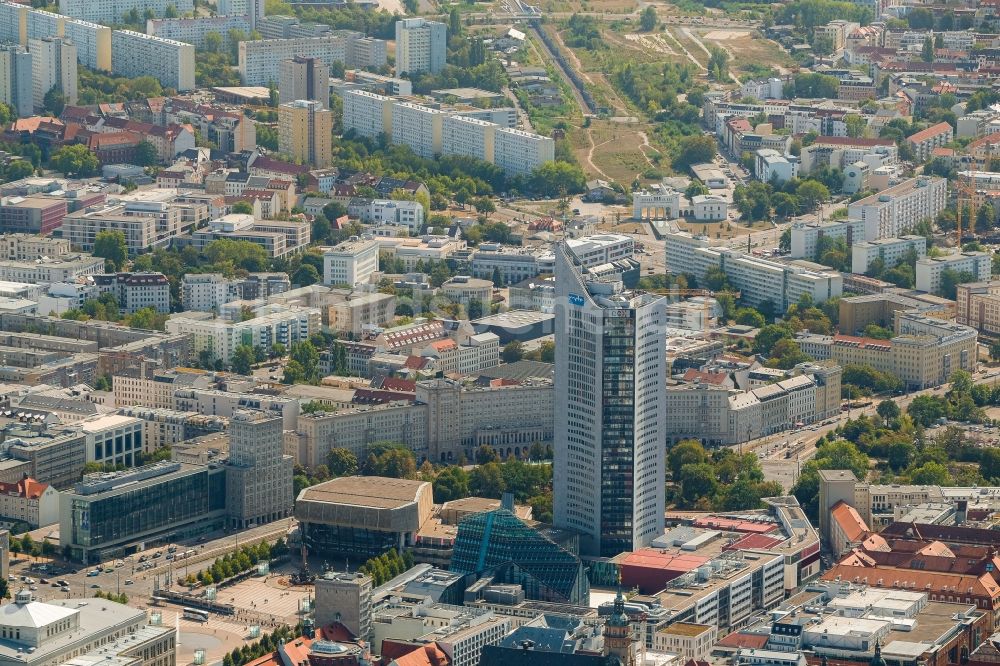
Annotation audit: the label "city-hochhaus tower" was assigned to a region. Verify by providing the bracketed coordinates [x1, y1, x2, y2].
[553, 244, 666, 557]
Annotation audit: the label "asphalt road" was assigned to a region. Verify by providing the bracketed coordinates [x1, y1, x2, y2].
[746, 367, 1000, 490]
[8, 519, 295, 606]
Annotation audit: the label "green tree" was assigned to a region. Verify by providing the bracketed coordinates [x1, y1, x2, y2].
[292, 264, 320, 287]
[667, 440, 709, 479]
[231, 201, 254, 215]
[734, 308, 765, 328]
[50, 144, 99, 178]
[204, 31, 223, 53]
[501, 341, 523, 363]
[475, 445, 500, 465]
[133, 140, 159, 167]
[326, 448, 358, 477]
[886, 440, 915, 472]
[433, 466, 470, 503]
[676, 135, 717, 169]
[93, 230, 128, 270]
[231, 344, 256, 375]
[679, 462, 718, 506]
[909, 461, 951, 485]
[796, 180, 830, 211]
[42, 85, 66, 117]
[921, 36, 934, 62]
[469, 462, 506, 497]
[640, 5, 657, 30]
[876, 399, 900, 426]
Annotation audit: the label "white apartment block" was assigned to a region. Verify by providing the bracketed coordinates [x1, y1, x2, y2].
[218, 0, 264, 29]
[348, 199, 424, 230]
[342, 90, 553, 177]
[392, 102, 444, 159]
[92, 272, 171, 314]
[292, 403, 429, 467]
[0, 235, 71, 261]
[847, 177, 947, 241]
[327, 291, 395, 338]
[0, 44, 33, 119]
[342, 89, 392, 137]
[789, 219, 867, 259]
[0, 477, 58, 528]
[29, 37, 77, 111]
[394, 18, 446, 76]
[850, 235, 926, 274]
[174, 387, 300, 430]
[420, 332, 500, 376]
[58, 0, 193, 23]
[494, 127, 554, 177]
[62, 200, 206, 254]
[441, 115, 496, 161]
[165, 305, 319, 363]
[0, 2, 111, 71]
[665, 232, 842, 310]
[915, 251, 991, 295]
[181, 273, 241, 312]
[322, 239, 379, 287]
[110, 31, 195, 91]
[145, 15, 252, 51]
[565, 234, 634, 268]
[0, 255, 105, 284]
[238, 33, 383, 86]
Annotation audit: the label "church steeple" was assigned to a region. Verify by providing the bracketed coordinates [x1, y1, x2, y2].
[604, 572, 635, 666]
[870, 639, 886, 666]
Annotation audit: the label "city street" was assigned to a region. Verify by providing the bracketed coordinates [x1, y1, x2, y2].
[745, 366, 1000, 490]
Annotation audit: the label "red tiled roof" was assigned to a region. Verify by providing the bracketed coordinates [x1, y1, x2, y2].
[0, 477, 48, 499]
[968, 132, 1000, 151]
[831, 500, 869, 542]
[907, 121, 954, 144]
[390, 644, 451, 666]
[724, 533, 785, 551]
[821, 563, 1000, 597]
[682, 369, 729, 385]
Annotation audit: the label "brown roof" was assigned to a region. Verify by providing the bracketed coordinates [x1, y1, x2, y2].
[812, 136, 895, 147]
[821, 563, 1000, 597]
[907, 121, 954, 144]
[831, 500, 869, 542]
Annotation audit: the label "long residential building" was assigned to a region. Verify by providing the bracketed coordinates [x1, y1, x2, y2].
[145, 15, 252, 51]
[851, 235, 927, 274]
[846, 177, 947, 240]
[164, 305, 319, 363]
[238, 33, 386, 86]
[665, 231, 843, 311]
[664, 362, 842, 447]
[61, 199, 208, 254]
[915, 251, 991, 295]
[0, 44, 32, 119]
[798, 310, 977, 390]
[58, 0, 192, 23]
[0, 2, 112, 71]
[343, 90, 553, 177]
[109, 31, 195, 91]
[0, 254, 105, 284]
[289, 377, 553, 468]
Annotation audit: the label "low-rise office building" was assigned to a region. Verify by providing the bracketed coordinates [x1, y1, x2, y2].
[59, 461, 227, 562]
[322, 239, 380, 287]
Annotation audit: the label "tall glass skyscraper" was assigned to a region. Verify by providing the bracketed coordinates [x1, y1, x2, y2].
[553, 244, 666, 557]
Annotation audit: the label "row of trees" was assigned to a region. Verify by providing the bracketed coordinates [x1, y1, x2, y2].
[185, 540, 286, 587]
[357, 549, 415, 586]
[668, 441, 783, 510]
[222, 625, 298, 666]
